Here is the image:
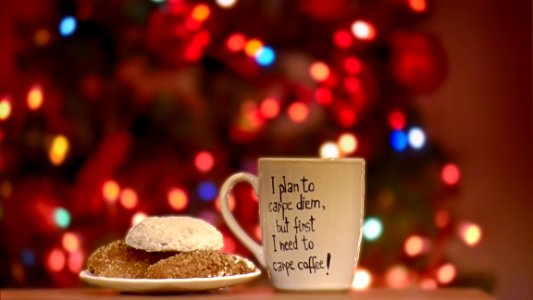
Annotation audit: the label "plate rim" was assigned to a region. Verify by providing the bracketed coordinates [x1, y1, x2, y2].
[79, 268, 262, 284]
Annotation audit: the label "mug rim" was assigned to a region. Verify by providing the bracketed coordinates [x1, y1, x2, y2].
[259, 157, 364, 164]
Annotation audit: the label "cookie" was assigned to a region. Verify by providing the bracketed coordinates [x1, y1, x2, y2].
[125, 216, 223, 252]
[145, 250, 255, 279]
[86, 240, 174, 278]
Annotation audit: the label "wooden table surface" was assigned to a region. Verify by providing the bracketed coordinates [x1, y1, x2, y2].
[1, 287, 496, 300]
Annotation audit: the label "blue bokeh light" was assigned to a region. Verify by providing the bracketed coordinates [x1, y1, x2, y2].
[59, 16, 77, 37]
[21, 248, 36, 267]
[363, 217, 383, 241]
[255, 46, 276, 67]
[390, 130, 408, 152]
[197, 181, 217, 202]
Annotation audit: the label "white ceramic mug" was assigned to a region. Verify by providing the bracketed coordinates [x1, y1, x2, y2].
[219, 158, 365, 291]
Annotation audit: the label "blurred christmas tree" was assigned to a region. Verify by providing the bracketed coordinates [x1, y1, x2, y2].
[0, 0, 490, 291]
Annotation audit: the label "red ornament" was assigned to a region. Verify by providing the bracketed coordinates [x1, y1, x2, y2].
[390, 31, 447, 94]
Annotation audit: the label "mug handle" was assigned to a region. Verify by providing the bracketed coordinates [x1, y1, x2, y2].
[219, 172, 265, 268]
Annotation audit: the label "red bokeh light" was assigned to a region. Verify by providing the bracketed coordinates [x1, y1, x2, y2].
[333, 30, 353, 48]
[288, 102, 309, 123]
[226, 33, 246, 52]
[344, 57, 362, 74]
[388, 110, 406, 130]
[344, 76, 361, 93]
[260, 97, 280, 119]
[408, 0, 427, 13]
[338, 108, 356, 127]
[195, 151, 214, 172]
[441, 163, 460, 186]
[315, 87, 333, 105]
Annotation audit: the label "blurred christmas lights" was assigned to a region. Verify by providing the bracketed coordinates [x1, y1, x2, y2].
[404, 235, 427, 257]
[458, 222, 482, 246]
[167, 187, 188, 211]
[197, 181, 217, 201]
[309, 62, 331, 82]
[344, 57, 362, 74]
[314, 87, 333, 105]
[255, 46, 276, 67]
[441, 163, 460, 186]
[131, 212, 147, 226]
[408, 0, 427, 13]
[434, 209, 451, 228]
[216, 0, 237, 8]
[120, 188, 138, 209]
[102, 180, 120, 204]
[338, 133, 358, 155]
[49, 135, 69, 166]
[54, 207, 71, 229]
[34, 28, 51, 46]
[351, 267, 372, 290]
[390, 130, 408, 152]
[407, 127, 426, 149]
[67, 250, 84, 273]
[226, 33, 246, 52]
[46, 248, 66, 272]
[191, 4, 211, 22]
[215, 194, 236, 212]
[351, 20, 376, 41]
[287, 102, 309, 123]
[333, 29, 353, 48]
[195, 151, 214, 172]
[244, 39, 263, 56]
[27, 85, 44, 110]
[385, 264, 410, 288]
[59, 16, 77, 37]
[0, 97, 12, 121]
[62, 232, 80, 252]
[260, 97, 280, 119]
[420, 277, 438, 289]
[388, 110, 406, 130]
[363, 217, 383, 241]
[319, 141, 340, 158]
[436, 263, 456, 284]
[21, 248, 36, 267]
[254, 224, 262, 240]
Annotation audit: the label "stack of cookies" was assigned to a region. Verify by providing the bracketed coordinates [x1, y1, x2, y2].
[86, 216, 255, 279]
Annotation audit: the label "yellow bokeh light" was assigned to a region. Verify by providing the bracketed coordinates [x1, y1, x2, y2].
[168, 188, 188, 211]
[436, 263, 456, 285]
[120, 188, 138, 209]
[131, 212, 147, 226]
[385, 264, 410, 288]
[27, 85, 44, 110]
[404, 235, 425, 257]
[351, 267, 372, 290]
[338, 133, 358, 155]
[49, 134, 69, 166]
[0, 97, 12, 121]
[244, 39, 263, 57]
[459, 222, 482, 246]
[62, 232, 80, 252]
[102, 180, 120, 203]
[191, 4, 211, 22]
[319, 141, 340, 158]
[309, 61, 330, 82]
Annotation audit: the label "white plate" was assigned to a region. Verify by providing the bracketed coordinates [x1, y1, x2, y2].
[79, 269, 262, 293]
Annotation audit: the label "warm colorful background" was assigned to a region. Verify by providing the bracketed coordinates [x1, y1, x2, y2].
[0, 1, 531, 300]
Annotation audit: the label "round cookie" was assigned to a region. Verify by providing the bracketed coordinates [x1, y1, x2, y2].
[125, 216, 223, 252]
